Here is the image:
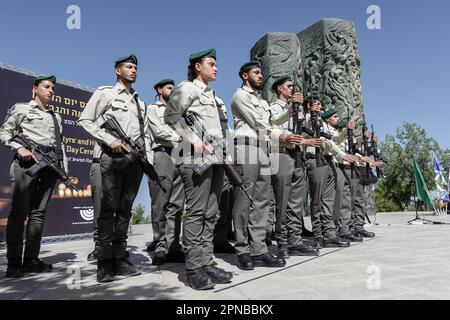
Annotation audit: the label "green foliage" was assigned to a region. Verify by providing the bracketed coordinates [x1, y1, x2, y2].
[374, 122, 450, 212]
[131, 204, 151, 225]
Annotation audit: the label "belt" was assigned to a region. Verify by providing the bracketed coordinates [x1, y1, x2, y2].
[305, 153, 317, 160]
[93, 158, 101, 163]
[278, 147, 294, 155]
[234, 137, 266, 147]
[153, 146, 173, 154]
[338, 163, 353, 171]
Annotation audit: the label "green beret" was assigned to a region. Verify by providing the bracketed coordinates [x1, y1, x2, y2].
[271, 75, 291, 91]
[302, 94, 321, 107]
[321, 107, 337, 120]
[337, 119, 347, 129]
[34, 75, 56, 85]
[154, 79, 175, 91]
[189, 48, 216, 63]
[114, 54, 138, 67]
[239, 60, 261, 77]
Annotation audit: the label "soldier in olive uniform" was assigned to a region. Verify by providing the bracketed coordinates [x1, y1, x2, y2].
[351, 130, 377, 238]
[302, 100, 351, 249]
[322, 109, 365, 242]
[231, 62, 302, 270]
[78, 55, 145, 283]
[0, 75, 70, 278]
[269, 76, 321, 258]
[147, 79, 185, 265]
[164, 49, 233, 290]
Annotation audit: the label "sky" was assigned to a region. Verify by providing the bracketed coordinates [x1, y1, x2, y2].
[1, 0, 449, 211]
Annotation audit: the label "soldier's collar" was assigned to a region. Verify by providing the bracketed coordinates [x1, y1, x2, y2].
[155, 100, 166, 107]
[242, 85, 260, 97]
[275, 99, 288, 107]
[193, 79, 208, 91]
[30, 100, 51, 112]
[115, 82, 137, 97]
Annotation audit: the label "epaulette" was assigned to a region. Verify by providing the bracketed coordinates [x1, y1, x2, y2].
[96, 86, 114, 91]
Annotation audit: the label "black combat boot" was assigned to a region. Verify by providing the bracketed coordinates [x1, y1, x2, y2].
[112, 258, 142, 278]
[185, 268, 215, 290]
[151, 251, 166, 266]
[288, 244, 319, 256]
[323, 237, 350, 248]
[203, 265, 233, 284]
[277, 244, 290, 259]
[340, 233, 363, 242]
[6, 258, 24, 278]
[97, 259, 114, 283]
[358, 229, 376, 238]
[237, 253, 254, 270]
[252, 253, 286, 268]
[22, 258, 53, 273]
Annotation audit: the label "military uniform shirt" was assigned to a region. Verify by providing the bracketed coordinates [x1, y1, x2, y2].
[269, 99, 296, 149]
[164, 79, 223, 145]
[231, 86, 283, 140]
[322, 122, 346, 161]
[78, 82, 151, 160]
[0, 100, 68, 171]
[147, 101, 181, 150]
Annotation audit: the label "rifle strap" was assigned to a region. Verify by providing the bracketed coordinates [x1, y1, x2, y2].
[134, 94, 147, 156]
[49, 111, 64, 163]
[212, 91, 228, 138]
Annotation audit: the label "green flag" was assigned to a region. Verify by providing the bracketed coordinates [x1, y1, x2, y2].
[413, 155, 433, 205]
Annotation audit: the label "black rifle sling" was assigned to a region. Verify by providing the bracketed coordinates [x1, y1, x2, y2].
[49, 111, 64, 163]
[134, 94, 147, 156]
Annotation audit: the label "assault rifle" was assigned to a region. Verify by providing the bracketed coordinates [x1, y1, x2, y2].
[9, 134, 78, 191]
[183, 111, 254, 207]
[100, 116, 166, 192]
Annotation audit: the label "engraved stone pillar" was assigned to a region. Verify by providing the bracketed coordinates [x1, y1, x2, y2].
[250, 32, 302, 104]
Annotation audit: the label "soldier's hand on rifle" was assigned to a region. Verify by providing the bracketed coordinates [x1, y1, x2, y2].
[375, 160, 384, 167]
[17, 147, 38, 162]
[281, 133, 302, 145]
[360, 156, 374, 164]
[110, 139, 129, 153]
[343, 154, 358, 163]
[346, 119, 356, 130]
[69, 177, 79, 185]
[302, 138, 323, 148]
[364, 130, 371, 138]
[193, 139, 212, 155]
[292, 93, 304, 105]
[310, 101, 321, 113]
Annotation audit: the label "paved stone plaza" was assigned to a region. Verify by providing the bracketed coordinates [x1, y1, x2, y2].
[1, 211, 450, 300]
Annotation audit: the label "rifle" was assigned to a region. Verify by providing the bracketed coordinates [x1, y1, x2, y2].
[183, 111, 255, 207]
[100, 116, 166, 193]
[370, 124, 382, 178]
[362, 114, 372, 178]
[309, 97, 323, 167]
[291, 72, 305, 169]
[9, 134, 78, 191]
[346, 106, 355, 179]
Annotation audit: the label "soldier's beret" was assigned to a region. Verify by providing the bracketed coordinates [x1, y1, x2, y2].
[189, 48, 216, 63]
[114, 54, 138, 67]
[239, 60, 261, 77]
[154, 79, 175, 91]
[271, 75, 291, 91]
[321, 107, 338, 120]
[34, 75, 56, 85]
[337, 119, 347, 129]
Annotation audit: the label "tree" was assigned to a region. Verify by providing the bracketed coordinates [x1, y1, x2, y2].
[374, 122, 450, 212]
[131, 204, 151, 225]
